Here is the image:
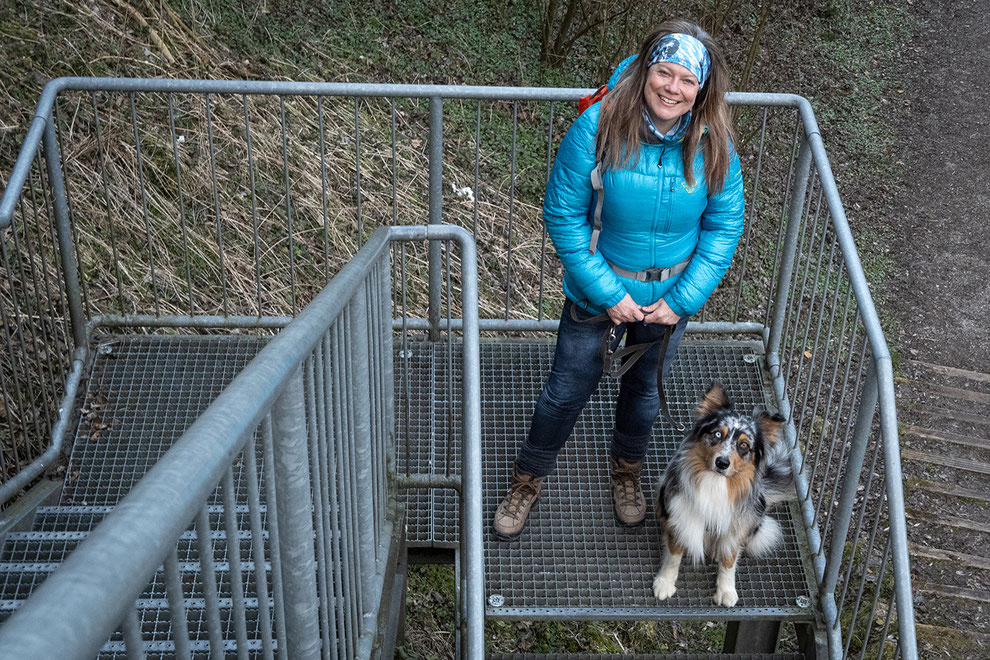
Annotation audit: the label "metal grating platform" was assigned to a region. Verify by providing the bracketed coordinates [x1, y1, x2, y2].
[0, 332, 817, 655]
[394, 339, 816, 621]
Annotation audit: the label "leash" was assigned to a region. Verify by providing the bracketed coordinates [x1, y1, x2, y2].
[569, 304, 685, 432]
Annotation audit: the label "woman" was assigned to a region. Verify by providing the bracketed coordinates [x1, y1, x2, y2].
[493, 19, 745, 541]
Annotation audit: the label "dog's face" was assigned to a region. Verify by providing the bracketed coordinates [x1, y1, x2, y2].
[688, 384, 784, 479]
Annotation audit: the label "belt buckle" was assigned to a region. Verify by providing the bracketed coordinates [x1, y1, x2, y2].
[643, 267, 664, 282]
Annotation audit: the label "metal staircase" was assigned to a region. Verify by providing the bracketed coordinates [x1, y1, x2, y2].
[0, 78, 916, 659]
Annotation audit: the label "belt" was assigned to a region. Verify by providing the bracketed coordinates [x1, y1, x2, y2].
[606, 255, 691, 283]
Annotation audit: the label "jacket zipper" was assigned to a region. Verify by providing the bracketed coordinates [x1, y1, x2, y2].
[653, 144, 668, 265]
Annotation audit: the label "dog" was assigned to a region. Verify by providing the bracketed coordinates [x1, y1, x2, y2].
[651, 384, 790, 607]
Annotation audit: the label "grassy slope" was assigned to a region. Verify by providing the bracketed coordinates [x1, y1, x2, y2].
[0, 0, 911, 656]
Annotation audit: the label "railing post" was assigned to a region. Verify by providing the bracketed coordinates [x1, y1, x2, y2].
[822, 361, 878, 625]
[271, 368, 322, 660]
[349, 297, 381, 634]
[42, 119, 86, 349]
[766, 134, 813, 363]
[427, 96, 443, 341]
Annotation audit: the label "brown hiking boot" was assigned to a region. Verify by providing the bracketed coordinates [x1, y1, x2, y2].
[610, 457, 646, 527]
[492, 467, 544, 541]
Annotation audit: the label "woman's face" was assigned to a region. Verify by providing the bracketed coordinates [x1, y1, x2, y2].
[643, 62, 700, 133]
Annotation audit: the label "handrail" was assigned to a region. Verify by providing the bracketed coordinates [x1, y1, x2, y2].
[0, 224, 484, 659]
[0, 78, 913, 659]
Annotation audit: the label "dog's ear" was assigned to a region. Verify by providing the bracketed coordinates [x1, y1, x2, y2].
[696, 383, 731, 418]
[757, 412, 786, 445]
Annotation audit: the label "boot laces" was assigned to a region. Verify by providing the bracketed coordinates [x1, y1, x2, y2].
[613, 465, 642, 507]
[503, 480, 539, 520]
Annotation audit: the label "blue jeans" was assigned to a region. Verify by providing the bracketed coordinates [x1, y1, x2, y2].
[514, 299, 689, 478]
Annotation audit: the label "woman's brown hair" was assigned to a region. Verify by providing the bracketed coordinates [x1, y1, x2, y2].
[595, 19, 735, 194]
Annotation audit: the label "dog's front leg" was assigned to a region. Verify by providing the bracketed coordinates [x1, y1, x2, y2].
[713, 550, 739, 607]
[652, 533, 684, 600]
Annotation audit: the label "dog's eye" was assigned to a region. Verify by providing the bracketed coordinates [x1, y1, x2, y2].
[713, 430, 722, 439]
[738, 442, 750, 452]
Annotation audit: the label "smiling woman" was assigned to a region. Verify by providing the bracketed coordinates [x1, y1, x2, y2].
[492, 19, 745, 542]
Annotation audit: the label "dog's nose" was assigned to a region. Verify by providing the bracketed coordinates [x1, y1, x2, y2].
[714, 456, 730, 471]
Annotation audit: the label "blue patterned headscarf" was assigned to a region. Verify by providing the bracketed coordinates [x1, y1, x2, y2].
[647, 33, 711, 88]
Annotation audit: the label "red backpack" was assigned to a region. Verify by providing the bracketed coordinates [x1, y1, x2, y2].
[577, 85, 608, 114]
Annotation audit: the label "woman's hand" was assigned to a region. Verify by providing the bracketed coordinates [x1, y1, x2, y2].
[642, 298, 681, 326]
[606, 294, 645, 325]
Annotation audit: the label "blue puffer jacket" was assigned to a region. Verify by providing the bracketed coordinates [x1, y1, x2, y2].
[543, 61, 745, 317]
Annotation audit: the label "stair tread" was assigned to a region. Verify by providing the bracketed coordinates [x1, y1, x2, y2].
[488, 654, 804, 659]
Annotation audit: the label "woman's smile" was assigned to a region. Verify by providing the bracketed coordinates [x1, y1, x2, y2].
[644, 62, 699, 133]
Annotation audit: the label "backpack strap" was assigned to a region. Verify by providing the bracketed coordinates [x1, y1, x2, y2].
[589, 162, 604, 255]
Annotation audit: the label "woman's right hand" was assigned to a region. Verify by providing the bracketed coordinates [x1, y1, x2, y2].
[606, 294, 645, 325]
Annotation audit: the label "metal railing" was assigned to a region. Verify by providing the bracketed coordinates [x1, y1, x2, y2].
[0, 77, 915, 659]
[0, 224, 483, 658]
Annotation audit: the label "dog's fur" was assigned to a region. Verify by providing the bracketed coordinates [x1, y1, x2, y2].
[652, 384, 790, 607]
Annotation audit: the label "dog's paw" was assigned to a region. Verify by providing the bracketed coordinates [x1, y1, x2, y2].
[652, 574, 677, 600]
[713, 584, 739, 607]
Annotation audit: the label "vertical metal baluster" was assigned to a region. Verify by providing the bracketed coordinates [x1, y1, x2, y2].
[347, 299, 380, 613]
[793, 227, 838, 458]
[327, 328, 353, 655]
[91, 93, 126, 313]
[122, 601, 146, 660]
[538, 101, 554, 322]
[401, 243, 411, 477]
[243, 95, 264, 316]
[765, 113, 802, 325]
[194, 505, 224, 658]
[505, 101, 518, 321]
[36, 159, 73, 363]
[42, 117, 86, 350]
[128, 93, 161, 317]
[839, 442, 886, 649]
[857, 533, 893, 660]
[813, 320, 863, 526]
[354, 97, 364, 244]
[338, 316, 363, 654]
[785, 189, 825, 407]
[4, 222, 43, 448]
[445, 241, 455, 479]
[205, 93, 230, 316]
[279, 96, 297, 315]
[874, 590, 897, 660]
[473, 101, 481, 238]
[391, 99, 398, 227]
[428, 96, 443, 340]
[262, 415, 289, 659]
[766, 131, 812, 372]
[222, 466, 250, 659]
[167, 94, 195, 316]
[823, 340, 870, 527]
[304, 354, 333, 654]
[316, 335, 342, 659]
[271, 370, 321, 658]
[0, 236, 29, 470]
[799, 260, 850, 478]
[822, 362, 878, 606]
[780, 172, 819, 396]
[30, 159, 68, 395]
[244, 434, 275, 659]
[733, 106, 768, 322]
[164, 547, 191, 660]
[21, 174, 59, 425]
[51, 100, 89, 317]
[318, 96, 332, 282]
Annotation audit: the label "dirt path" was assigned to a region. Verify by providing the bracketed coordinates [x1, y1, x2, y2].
[891, 0, 990, 370]
[889, 1, 990, 657]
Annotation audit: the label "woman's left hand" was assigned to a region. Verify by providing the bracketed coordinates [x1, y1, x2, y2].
[641, 298, 681, 325]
